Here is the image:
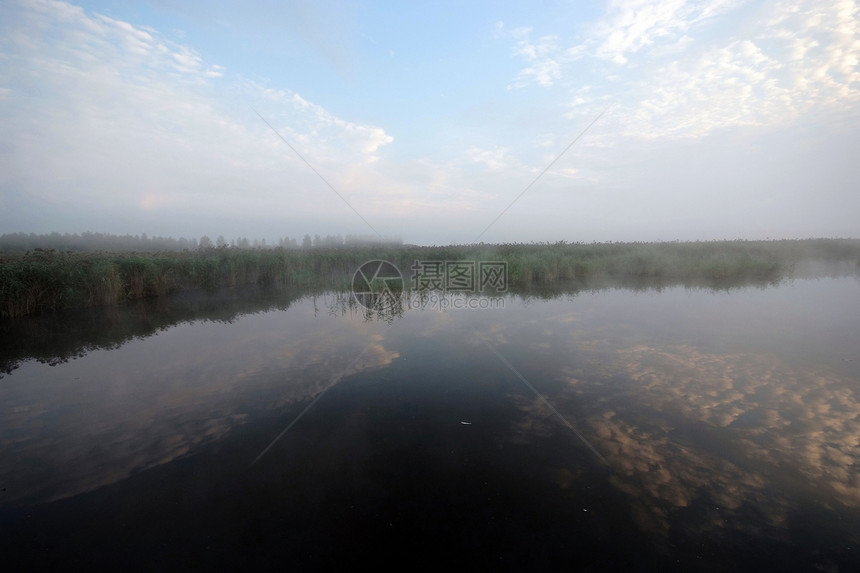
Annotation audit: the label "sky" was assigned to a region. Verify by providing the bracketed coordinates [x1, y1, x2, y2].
[1, 0, 858, 245]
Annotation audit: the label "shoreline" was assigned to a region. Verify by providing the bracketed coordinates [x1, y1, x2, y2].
[2, 238, 858, 318]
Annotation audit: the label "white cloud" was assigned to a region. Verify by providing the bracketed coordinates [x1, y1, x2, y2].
[593, 0, 744, 64]
[622, 0, 860, 139]
[506, 27, 575, 89]
[255, 87, 393, 163]
[0, 0, 398, 237]
[0, 0, 507, 243]
[94, 14, 155, 57]
[507, 0, 860, 140]
[622, 39, 786, 139]
[595, 0, 688, 64]
[550, 167, 581, 179]
[464, 146, 513, 170]
[758, 0, 860, 108]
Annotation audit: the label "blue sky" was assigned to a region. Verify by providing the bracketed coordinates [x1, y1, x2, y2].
[1, 0, 859, 245]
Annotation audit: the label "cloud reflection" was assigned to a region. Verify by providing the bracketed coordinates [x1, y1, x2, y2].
[480, 288, 860, 545]
[0, 315, 398, 504]
[606, 344, 860, 508]
[521, 341, 860, 541]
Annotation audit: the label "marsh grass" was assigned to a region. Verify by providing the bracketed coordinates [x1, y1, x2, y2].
[1, 239, 858, 317]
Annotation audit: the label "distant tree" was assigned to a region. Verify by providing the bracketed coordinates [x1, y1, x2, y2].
[216, 235, 227, 248]
[302, 234, 312, 249]
[0, 231, 221, 253]
[198, 236, 212, 250]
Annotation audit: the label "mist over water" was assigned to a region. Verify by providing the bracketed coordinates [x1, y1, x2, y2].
[1, 277, 859, 570]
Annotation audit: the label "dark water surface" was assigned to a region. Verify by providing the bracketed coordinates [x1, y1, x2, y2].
[2, 278, 859, 571]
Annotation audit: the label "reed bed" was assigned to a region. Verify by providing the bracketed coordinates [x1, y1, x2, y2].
[1, 239, 857, 318]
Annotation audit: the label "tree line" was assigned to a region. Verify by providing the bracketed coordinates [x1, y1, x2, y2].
[0, 232, 402, 253]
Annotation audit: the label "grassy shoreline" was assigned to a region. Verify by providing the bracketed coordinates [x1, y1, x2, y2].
[1, 239, 858, 318]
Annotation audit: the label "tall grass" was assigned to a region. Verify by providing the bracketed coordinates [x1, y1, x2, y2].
[1, 239, 858, 318]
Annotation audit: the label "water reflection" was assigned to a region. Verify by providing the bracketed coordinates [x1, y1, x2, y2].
[1, 276, 859, 569]
[0, 272, 812, 378]
[585, 342, 860, 536]
[462, 278, 860, 563]
[0, 285, 321, 378]
[0, 298, 398, 503]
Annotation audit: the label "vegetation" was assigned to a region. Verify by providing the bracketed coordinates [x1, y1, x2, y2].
[0, 231, 400, 253]
[1, 238, 858, 318]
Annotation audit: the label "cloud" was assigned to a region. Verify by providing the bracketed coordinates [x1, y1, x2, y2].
[505, 0, 860, 140]
[593, 0, 744, 65]
[507, 27, 564, 88]
[503, 26, 589, 90]
[623, 0, 860, 139]
[256, 87, 394, 162]
[464, 146, 514, 170]
[0, 0, 395, 237]
[621, 39, 787, 139]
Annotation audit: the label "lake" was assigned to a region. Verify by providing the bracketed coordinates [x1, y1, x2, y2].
[1, 275, 859, 571]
